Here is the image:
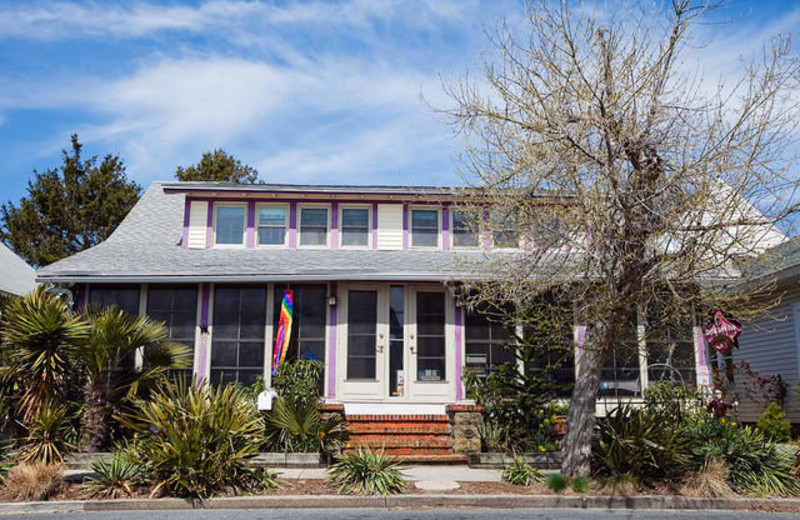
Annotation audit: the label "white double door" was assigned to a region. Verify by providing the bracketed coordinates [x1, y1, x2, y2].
[337, 284, 454, 402]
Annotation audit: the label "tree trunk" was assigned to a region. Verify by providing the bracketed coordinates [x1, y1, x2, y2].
[560, 334, 604, 478]
[81, 378, 111, 452]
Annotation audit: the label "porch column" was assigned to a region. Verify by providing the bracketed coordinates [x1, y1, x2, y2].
[327, 282, 338, 399]
[195, 282, 211, 383]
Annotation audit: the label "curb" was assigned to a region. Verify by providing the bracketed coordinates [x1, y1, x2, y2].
[2, 494, 800, 514]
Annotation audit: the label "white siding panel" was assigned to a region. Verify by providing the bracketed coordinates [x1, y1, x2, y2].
[734, 285, 800, 423]
[377, 204, 403, 250]
[187, 200, 208, 249]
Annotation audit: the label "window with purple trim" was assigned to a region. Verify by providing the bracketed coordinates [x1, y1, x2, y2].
[214, 204, 246, 245]
[257, 204, 288, 246]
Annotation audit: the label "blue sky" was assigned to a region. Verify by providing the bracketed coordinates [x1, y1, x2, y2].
[0, 0, 797, 206]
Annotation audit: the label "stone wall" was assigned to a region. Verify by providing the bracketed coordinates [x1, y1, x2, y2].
[446, 404, 484, 454]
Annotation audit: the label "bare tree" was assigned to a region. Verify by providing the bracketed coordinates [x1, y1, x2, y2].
[446, 0, 800, 477]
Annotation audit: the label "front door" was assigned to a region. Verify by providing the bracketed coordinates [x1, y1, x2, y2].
[338, 286, 388, 400]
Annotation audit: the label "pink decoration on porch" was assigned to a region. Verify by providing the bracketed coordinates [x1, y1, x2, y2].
[703, 310, 741, 357]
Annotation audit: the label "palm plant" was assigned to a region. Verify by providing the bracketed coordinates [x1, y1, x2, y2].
[0, 287, 88, 422]
[78, 307, 191, 451]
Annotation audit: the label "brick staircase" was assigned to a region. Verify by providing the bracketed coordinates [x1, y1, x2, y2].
[344, 414, 467, 463]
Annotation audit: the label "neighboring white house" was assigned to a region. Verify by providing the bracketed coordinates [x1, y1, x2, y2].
[0, 242, 35, 297]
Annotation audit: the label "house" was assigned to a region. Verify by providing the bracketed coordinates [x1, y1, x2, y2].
[732, 237, 800, 428]
[0, 242, 36, 297]
[37, 181, 725, 454]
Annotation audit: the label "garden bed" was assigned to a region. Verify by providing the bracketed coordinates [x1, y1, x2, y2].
[468, 452, 561, 470]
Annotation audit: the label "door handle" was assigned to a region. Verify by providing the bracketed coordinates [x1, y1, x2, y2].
[377, 345, 384, 353]
[410, 345, 416, 354]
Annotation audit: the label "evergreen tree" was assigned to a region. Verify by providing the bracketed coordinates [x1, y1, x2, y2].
[1, 135, 141, 267]
[175, 149, 261, 184]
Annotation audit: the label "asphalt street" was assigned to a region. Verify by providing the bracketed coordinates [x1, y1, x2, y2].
[7, 509, 800, 520]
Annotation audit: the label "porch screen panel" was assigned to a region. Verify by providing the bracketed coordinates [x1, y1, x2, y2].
[416, 291, 445, 381]
[599, 317, 640, 396]
[646, 308, 696, 386]
[347, 290, 377, 379]
[147, 285, 198, 380]
[271, 284, 327, 363]
[210, 285, 266, 386]
[89, 284, 141, 372]
[464, 302, 515, 378]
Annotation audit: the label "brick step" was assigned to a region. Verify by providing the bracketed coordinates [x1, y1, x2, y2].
[346, 414, 449, 423]
[349, 434, 451, 444]
[349, 423, 452, 435]
[346, 438, 453, 450]
[343, 447, 456, 456]
[391, 454, 468, 464]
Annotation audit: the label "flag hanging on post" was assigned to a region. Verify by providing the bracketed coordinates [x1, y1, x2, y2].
[272, 290, 294, 375]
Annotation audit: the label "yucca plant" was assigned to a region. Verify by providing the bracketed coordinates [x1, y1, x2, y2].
[0, 287, 88, 422]
[120, 378, 266, 499]
[18, 405, 77, 464]
[265, 397, 351, 456]
[327, 447, 406, 495]
[502, 454, 543, 486]
[84, 453, 146, 498]
[0, 440, 14, 484]
[79, 307, 191, 452]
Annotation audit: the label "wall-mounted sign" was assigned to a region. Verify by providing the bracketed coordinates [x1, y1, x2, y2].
[703, 310, 741, 357]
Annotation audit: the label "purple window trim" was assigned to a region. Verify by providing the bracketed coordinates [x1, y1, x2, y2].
[196, 283, 211, 384]
[442, 206, 451, 252]
[330, 202, 339, 250]
[327, 282, 338, 399]
[245, 201, 256, 248]
[182, 199, 191, 248]
[454, 303, 463, 401]
[205, 201, 214, 248]
[523, 235, 532, 252]
[371, 202, 379, 250]
[402, 203, 409, 250]
[288, 202, 297, 249]
[181, 195, 447, 205]
[75, 283, 87, 312]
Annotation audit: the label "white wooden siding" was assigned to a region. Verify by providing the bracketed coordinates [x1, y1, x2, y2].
[187, 200, 208, 249]
[377, 204, 403, 250]
[734, 284, 800, 423]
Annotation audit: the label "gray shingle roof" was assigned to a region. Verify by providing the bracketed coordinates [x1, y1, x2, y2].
[0, 242, 36, 296]
[37, 182, 503, 283]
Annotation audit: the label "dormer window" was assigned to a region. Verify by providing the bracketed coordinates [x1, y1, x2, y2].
[492, 211, 519, 249]
[411, 208, 439, 248]
[451, 210, 480, 248]
[214, 204, 246, 245]
[257, 204, 288, 246]
[299, 206, 329, 247]
[341, 206, 370, 247]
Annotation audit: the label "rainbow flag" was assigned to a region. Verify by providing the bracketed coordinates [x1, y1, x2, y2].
[272, 290, 294, 375]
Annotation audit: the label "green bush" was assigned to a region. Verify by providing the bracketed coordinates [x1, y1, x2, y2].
[84, 453, 146, 498]
[545, 472, 568, 493]
[593, 404, 690, 485]
[571, 475, 590, 493]
[264, 396, 350, 456]
[0, 440, 13, 484]
[756, 403, 791, 444]
[18, 405, 77, 464]
[272, 359, 323, 407]
[327, 447, 406, 495]
[120, 378, 268, 499]
[501, 455, 543, 486]
[683, 417, 797, 496]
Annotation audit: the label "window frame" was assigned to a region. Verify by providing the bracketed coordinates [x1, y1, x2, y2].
[450, 209, 480, 250]
[256, 203, 289, 247]
[298, 203, 331, 248]
[490, 211, 521, 250]
[339, 204, 372, 249]
[213, 202, 247, 247]
[410, 206, 441, 249]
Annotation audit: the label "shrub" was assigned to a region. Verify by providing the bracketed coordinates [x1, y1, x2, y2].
[265, 397, 350, 456]
[571, 475, 590, 493]
[327, 447, 406, 495]
[0, 440, 13, 484]
[502, 455, 543, 486]
[756, 403, 791, 443]
[272, 359, 323, 407]
[84, 454, 147, 498]
[18, 405, 77, 464]
[593, 404, 690, 485]
[684, 418, 797, 496]
[0, 462, 65, 501]
[545, 472, 567, 493]
[120, 378, 267, 499]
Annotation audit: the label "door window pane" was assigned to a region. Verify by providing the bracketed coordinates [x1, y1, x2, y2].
[389, 286, 405, 396]
[210, 285, 266, 386]
[300, 207, 328, 246]
[341, 208, 369, 246]
[347, 290, 377, 380]
[416, 292, 445, 381]
[411, 209, 438, 247]
[258, 205, 287, 245]
[452, 211, 479, 248]
[215, 205, 245, 245]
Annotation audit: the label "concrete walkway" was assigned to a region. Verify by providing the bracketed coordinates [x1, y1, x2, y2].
[276, 465, 502, 482]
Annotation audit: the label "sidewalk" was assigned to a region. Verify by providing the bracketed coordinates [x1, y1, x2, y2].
[276, 465, 502, 482]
